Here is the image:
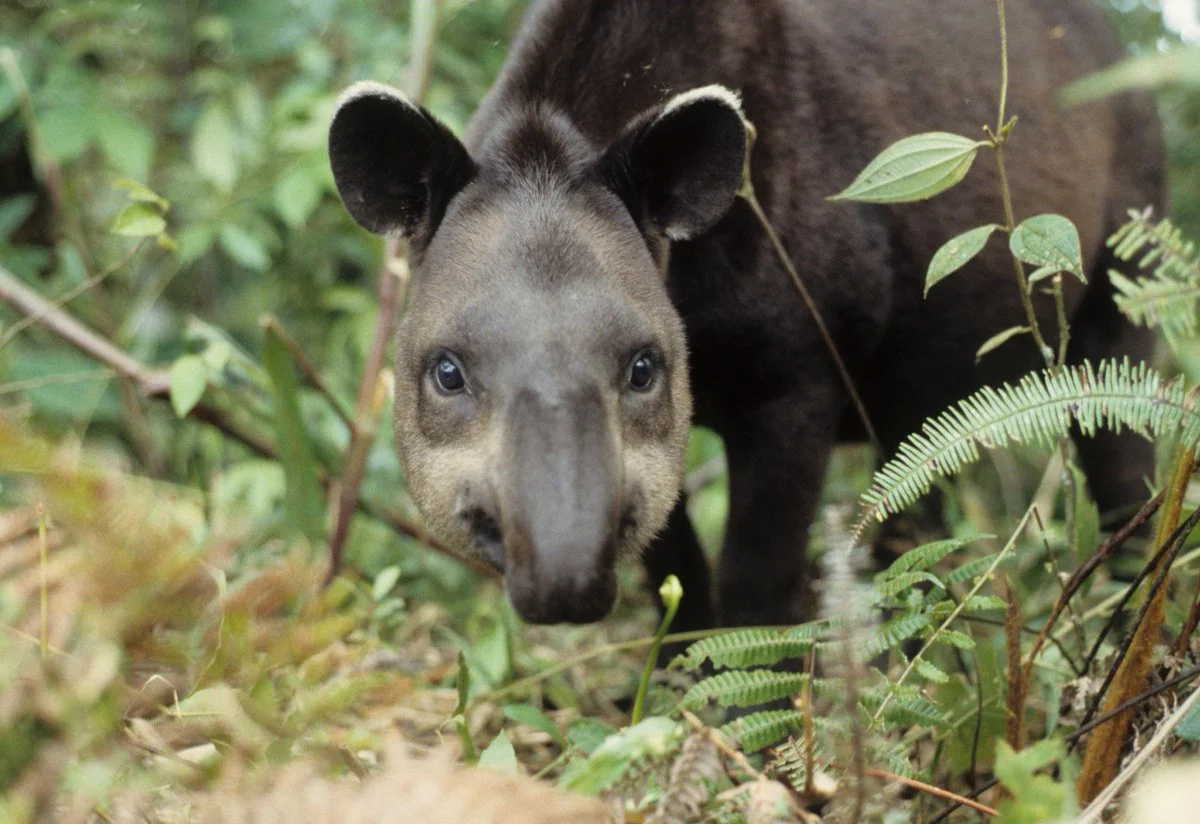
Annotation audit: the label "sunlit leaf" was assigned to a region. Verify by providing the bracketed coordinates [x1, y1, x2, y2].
[168, 355, 208, 418]
[1010, 214, 1085, 285]
[111, 202, 166, 238]
[478, 730, 518, 773]
[926, 224, 1001, 295]
[192, 99, 239, 191]
[830, 132, 986, 204]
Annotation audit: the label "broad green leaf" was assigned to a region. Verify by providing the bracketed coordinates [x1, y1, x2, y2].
[1010, 214, 1085, 285]
[566, 718, 616, 755]
[192, 99, 239, 191]
[168, 355, 208, 418]
[219, 225, 269, 271]
[504, 704, 564, 745]
[829, 132, 986, 204]
[976, 325, 1031, 362]
[478, 730, 518, 773]
[263, 327, 324, 542]
[372, 565, 401, 601]
[111, 203, 166, 238]
[113, 178, 168, 210]
[272, 161, 324, 228]
[38, 106, 93, 163]
[93, 108, 154, 180]
[926, 224, 1001, 295]
[1068, 462, 1100, 564]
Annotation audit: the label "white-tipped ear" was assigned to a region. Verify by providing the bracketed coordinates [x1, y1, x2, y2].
[598, 85, 748, 242]
[328, 82, 475, 239]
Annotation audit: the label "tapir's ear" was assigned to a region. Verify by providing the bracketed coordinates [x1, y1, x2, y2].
[329, 82, 475, 238]
[599, 85, 747, 241]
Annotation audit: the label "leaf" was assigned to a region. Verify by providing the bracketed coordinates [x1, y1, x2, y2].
[478, 730, 518, 773]
[940, 629, 977, 650]
[1010, 214, 1085, 285]
[720, 709, 802, 753]
[881, 536, 987, 578]
[113, 178, 169, 210]
[453, 651, 471, 716]
[829, 132, 986, 204]
[1176, 699, 1200, 742]
[976, 325, 1031, 362]
[915, 659, 950, 684]
[111, 203, 166, 238]
[93, 108, 155, 180]
[219, 225, 270, 271]
[272, 160, 324, 228]
[1068, 462, 1100, 563]
[1060, 46, 1200, 105]
[0, 195, 36, 240]
[372, 565, 401, 601]
[681, 669, 808, 710]
[38, 106, 93, 163]
[263, 327, 324, 542]
[504, 704, 564, 745]
[192, 99, 239, 191]
[683, 629, 812, 671]
[168, 355, 208, 417]
[926, 224, 1001, 295]
[566, 718, 616, 755]
[560, 717, 679, 795]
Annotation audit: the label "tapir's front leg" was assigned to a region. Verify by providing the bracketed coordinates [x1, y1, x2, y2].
[716, 387, 843, 628]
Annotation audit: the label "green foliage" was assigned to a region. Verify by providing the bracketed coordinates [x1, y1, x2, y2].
[858, 358, 1198, 527]
[1109, 210, 1200, 348]
[925, 224, 1001, 296]
[993, 739, 1078, 824]
[1009, 214, 1086, 286]
[681, 628, 812, 671]
[829, 132, 987, 203]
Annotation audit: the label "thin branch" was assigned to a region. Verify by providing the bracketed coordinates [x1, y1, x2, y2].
[857, 765, 998, 818]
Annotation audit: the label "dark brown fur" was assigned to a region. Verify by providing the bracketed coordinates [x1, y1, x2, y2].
[328, 0, 1164, 628]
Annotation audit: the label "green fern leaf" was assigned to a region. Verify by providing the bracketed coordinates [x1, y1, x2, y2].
[865, 612, 930, 657]
[1108, 212, 1200, 347]
[680, 670, 807, 710]
[855, 358, 1198, 529]
[878, 536, 987, 579]
[683, 629, 812, 672]
[871, 570, 945, 603]
[862, 689, 948, 728]
[962, 594, 1008, 613]
[915, 658, 950, 684]
[945, 554, 1001, 587]
[719, 709, 803, 753]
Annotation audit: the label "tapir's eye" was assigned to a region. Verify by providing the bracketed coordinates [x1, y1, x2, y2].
[628, 349, 659, 392]
[433, 352, 467, 394]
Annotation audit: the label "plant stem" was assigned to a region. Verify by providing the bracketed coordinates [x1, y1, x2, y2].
[632, 575, 682, 724]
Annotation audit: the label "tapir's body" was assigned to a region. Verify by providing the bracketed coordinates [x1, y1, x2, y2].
[329, 0, 1163, 629]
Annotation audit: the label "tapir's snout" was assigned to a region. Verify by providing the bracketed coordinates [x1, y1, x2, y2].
[492, 385, 623, 624]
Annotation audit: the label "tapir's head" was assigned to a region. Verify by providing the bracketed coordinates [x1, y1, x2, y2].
[328, 83, 746, 623]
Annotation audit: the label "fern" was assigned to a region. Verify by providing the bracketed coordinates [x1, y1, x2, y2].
[719, 709, 803, 753]
[682, 629, 812, 671]
[877, 535, 986, 579]
[680, 670, 807, 710]
[945, 553, 1002, 587]
[863, 612, 930, 658]
[855, 358, 1199, 529]
[1108, 211, 1200, 345]
[861, 688, 948, 728]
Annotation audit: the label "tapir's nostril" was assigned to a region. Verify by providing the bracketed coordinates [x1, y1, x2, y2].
[465, 508, 505, 573]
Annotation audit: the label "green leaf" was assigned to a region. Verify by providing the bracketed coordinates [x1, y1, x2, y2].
[1068, 462, 1100, 563]
[683, 629, 812, 671]
[168, 355, 208, 417]
[720, 709, 802, 753]
[478, 730, 518, 773]
[560, 717, 679, 795]
[1010, 214, 1085, 285]
[111, 203, 166, 238]
[829, 132, 986, 204]
[681, 669, 807, 710]
[1060, 46, 1200, 104]
[93, 108, 154, 180]
[940, 629, 976, 650]
[38, 106, 93, 164]
[915, 659, 950, 684]
[926, 224, 1001, 295]
[1176, 699, 1200, 742]
[453, 651, 471, 716]
[0, 195, 36, 240]
[566, 718, 616, 755]
[372, 565, 401, 601]
[976, 326, 1031, 362]
[880, 536, 988, 578]
[219, 225, 269, 271]
[263, 327, 324, 542]
[192, 99, 239, 191]
[504, 704, 564, 745]
[272, 161, 324, 228]
[113, 179, 168, 210]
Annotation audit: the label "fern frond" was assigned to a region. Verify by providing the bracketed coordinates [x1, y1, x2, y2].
[861, 688, 947, 728]
[719, 709, 803, 753]
[1106, 212, 1200, 346]
[945, 553, 1002, 587]
[877, 535, 986, 579]
[682, 629, 812, 672]
[863, 612, 930, 658]
[871, 571, 944, 604]
[680, 670, 807, 710]
[855, 358, 1198, 530]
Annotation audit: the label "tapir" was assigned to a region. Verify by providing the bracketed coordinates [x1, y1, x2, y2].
[328, 0, 1164, 630]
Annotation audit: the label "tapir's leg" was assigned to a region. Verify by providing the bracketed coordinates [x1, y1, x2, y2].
[641, 499, 714, 632]
[716, 387, 842, 627]
[1067, 253, 1157, 522]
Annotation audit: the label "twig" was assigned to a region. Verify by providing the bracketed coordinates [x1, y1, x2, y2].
[1076, 682, 1200, 823]
[873, 505, 1034, 723]
[854, 765, 998, 818]
[1022, 490, 1164, 685]
[740, 126, 882, 457]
